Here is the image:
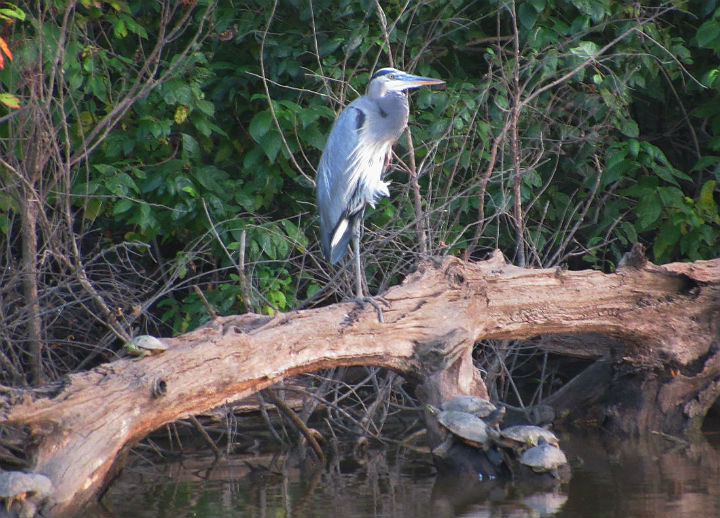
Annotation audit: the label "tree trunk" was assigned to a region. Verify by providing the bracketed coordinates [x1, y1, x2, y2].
[1, 250, 719, 515]
[19, 192, 43, 386]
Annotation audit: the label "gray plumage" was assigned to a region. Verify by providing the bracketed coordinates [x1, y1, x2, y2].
[315, 67, 444, 296]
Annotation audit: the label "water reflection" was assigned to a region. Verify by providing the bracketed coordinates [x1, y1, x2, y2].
[96, 431, 720, 518]
[558, 432, 720, 517]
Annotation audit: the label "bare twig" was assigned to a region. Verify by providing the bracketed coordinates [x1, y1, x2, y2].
[258, 0, 313, 185]
[405, 128, 427, 256]
[508, 0, 525, 266]
[265, 389, 326, 464]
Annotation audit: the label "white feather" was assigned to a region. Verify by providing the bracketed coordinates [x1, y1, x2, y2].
[331, 218, 349, 249]
[344, 139, 391, 212]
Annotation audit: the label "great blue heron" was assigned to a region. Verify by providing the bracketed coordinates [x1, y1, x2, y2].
[316, 67, 445, 312]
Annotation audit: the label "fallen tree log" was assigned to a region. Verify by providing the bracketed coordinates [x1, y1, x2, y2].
[1, 249, 719, 516]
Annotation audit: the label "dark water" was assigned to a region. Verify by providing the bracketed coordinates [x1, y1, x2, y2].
[97, 429, 720, 518]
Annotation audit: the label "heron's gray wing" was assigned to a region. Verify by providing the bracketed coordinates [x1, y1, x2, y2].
[316, 102, 367, 263]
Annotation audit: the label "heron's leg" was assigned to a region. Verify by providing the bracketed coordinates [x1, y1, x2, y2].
[350, 216, 385, 323]
[352, 217, 363, 299]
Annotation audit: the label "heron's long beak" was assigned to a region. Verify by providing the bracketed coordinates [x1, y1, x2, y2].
[393, 72, 445, 90]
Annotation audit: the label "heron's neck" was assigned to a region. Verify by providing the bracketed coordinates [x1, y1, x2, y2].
[374, 91, 409, 141]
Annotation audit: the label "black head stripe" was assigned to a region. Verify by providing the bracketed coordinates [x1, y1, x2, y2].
[371, 67, 399, 79]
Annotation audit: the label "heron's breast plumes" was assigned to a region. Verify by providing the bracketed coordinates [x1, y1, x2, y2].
[344, 139, 391, 215]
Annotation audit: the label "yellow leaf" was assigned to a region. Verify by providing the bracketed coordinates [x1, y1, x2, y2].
[0, 93, 21, 109]
[174, 105, 188, 124]
[0, 37, 11, 61]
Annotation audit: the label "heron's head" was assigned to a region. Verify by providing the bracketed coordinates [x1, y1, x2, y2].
[368, 67, 445, 96]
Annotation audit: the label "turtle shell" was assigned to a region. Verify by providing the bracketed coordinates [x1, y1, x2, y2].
[124, 335, 169, 358]
[131, 335, 168, 352]
[500, 425, 559, 448]
[519, 442, 568, 472]
[0, 471, 52, 499]
[441, 395, 497, 418]
[436, 410, 493, 448]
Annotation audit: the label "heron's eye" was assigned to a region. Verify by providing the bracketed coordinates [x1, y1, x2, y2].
[388, 74, 395, 79]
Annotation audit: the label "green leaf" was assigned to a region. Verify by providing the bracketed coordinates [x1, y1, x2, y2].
[259, 131, 282, 162]
[136, 203, 154, 233]
[306, 282, 322, 298]
[692, 156, 720, 171]
[195, 99, 215, 117]
[654, 167, 681, 187]
[619, 118, 639, 138]
[701, 68, 720, 88]
[193, 165, 229, 194]
[249, 111, 273, 143]
[182, 133, 200, 160]
[635, 193, 662, 230]
[518, 3, 537, 29]
[0, 4, 25, 21]
[106, 172, 139, 196]
[282, 219, 304, 244]
[181, 185, 199, 197]
[628, 139, 639, 158]
[235, 191, 255, 212]
[274, 234, 289, 258]
[113, 18, 127, 38]
[697, 20, 720, 51]
[256, 231, 275, 260]
[657, 186, 685, 208]
[572, 0, 608, 22]
[698, 180, 718, 218]
[570, 40, 599, 59]
[620, 221, 638, 243]
[113, 198, 133, 215]
[120, 13, 148, 38]
[603, 158, 636, 187]
[653, 220, 681, 262]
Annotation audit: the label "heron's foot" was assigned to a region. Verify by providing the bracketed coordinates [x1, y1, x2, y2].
[355, 296, 390, 323]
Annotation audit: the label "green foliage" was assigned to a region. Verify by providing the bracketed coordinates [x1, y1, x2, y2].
[2, 0, 719, 344]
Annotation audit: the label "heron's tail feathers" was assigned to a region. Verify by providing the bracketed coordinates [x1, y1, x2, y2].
[326, 216, 353, 264]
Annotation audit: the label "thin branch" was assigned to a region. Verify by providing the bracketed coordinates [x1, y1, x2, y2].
[404, 128, 427, 256]
[509, 0, 525, 266]
[258, 0, 314, 186]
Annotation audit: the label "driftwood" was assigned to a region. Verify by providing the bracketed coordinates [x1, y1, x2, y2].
[1, 249, 719, 516]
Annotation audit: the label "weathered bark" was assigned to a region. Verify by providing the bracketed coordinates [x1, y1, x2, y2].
[18, 99, 49, 387]
[1, 250, 719, 515]
[19, 192, 43, 386]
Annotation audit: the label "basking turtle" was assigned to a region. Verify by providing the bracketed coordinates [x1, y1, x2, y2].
[0, 471, 52, 512]
[499, 425, 559, 450]
[432, 408, 499, 450]
[519, 437, 568, 478]
[123, 335, 168, 359]
[441, 395, 498, 418]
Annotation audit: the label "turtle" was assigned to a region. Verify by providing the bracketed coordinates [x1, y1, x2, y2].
[123, 335, 168, 359]
[440, 395, 498, 418]
[499, 425, 559, 451]
[432, 409, 499, 450]
[519, 437, 568, 478]
[0, 471, 53, 512]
